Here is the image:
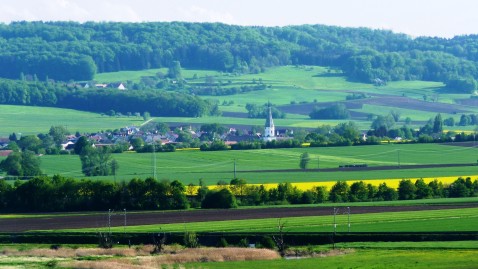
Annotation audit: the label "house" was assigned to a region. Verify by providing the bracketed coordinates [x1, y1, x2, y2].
[95, 84, 108, 89]
[0, 150, 12, 157]
[0, 138, 10, 149]
[109, 82, 127, 90]
[92, 143, 115, 148]
[61, 141, 75, 151]
[77, 82, 90, 89]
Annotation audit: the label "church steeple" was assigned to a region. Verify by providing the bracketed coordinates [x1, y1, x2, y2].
[264, 103, 276, 141]
[265, 105, 274, 129]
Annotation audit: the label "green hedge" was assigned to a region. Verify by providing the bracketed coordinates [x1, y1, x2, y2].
[2, 232, 478, 246]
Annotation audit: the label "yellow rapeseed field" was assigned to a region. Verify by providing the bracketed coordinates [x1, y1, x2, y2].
[207, 175, 478, 192]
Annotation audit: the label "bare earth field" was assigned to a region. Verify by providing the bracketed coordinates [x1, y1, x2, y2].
[1, 204, 478, 232]
[279, 96, 470, 116]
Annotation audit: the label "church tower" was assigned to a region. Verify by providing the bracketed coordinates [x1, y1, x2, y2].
[264, 105, 276, 141]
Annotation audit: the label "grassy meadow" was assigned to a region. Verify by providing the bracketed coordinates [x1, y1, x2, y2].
[32, 143, 478, 185]
[1, 65, 476, 138]
[3, 243, 476, 269]
[186, 249, 478, 269]
[0, 105, 144, 137]
[0, 243, 477, 269]
[95, 65, 477, 130]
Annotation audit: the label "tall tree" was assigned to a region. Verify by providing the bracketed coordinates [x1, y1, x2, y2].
[74, 136, 91, 155]
[167, 61, 182, 80]
[79, 146, 113, 176]
[299, 152, 311, 170]
[433, 114, 443, 133]
[398, 179, 417, 200]
[49, 125, 70, 147]
[110, 159, 119, 182]
[0, 151, 41, 178]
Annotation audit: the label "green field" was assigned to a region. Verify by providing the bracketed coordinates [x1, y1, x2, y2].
[31, 143, 478, 184]
[55, 207, 478, 233]
[2, 65, 476, 138]
[186, 249, 478, 269]
[0, 105, 145, 137]
[95, 67, 222, 83]
[95, 65, 474, 128]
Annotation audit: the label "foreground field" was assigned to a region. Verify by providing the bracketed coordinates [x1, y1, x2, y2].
[35, 143, 478, 184]
[1, 243, 477, 269]
[190, 248, 478, 269]
[0, 245, 279, 269]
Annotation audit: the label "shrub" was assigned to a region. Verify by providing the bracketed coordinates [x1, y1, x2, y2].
[183, 232, 199, 248]
[217, 237, 228, 248]
[238, 238, 249, 247]
[201, 189, 238, 209]
[259, 236, 276, 249]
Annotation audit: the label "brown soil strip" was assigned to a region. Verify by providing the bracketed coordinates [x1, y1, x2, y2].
[1, 204, 477, 233]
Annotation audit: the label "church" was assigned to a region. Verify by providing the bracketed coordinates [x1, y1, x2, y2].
[263, 105, 276, 141]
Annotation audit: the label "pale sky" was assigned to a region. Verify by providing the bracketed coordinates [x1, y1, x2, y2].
[0, 0, 476, 38]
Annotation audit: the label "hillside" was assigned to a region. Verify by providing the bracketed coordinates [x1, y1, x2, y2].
[0, 105, 146, 136]
[0, 21, 477, 88]
[1, 22, 478, 135]
[97, 66, 478, 131]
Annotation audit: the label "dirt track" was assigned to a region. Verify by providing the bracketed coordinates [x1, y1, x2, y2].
[1, 204, 477, 233]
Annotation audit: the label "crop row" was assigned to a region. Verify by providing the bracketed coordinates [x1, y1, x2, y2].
[56, 207, 478, 234]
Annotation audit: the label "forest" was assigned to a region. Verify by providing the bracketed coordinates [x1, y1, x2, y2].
[0, 79, 219, 117]
[0, 21, 478, 88]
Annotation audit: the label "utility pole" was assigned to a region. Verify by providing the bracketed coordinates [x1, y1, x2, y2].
[318, 156, 320, 171]
[152, 144, 157, 179]
[347, 207, 351, 233]
[124, 208, 131, 248]
[108, 209, 113, 235]
[333, 207, 340, 234]
[234, 159, 237, 179]
[123, 208, 127, 236]
[397, 149, 401, 168]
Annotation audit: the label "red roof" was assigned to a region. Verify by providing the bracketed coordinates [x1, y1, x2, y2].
[0, 150, 13, 157]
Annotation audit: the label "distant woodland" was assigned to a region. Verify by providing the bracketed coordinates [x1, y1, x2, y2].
[0, 79, 219, 117]
[0, 21, 477, 87]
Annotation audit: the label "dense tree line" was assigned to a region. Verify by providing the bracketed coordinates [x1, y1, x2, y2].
[0, 151, 41, 178]
[190, 83, 267, 96]
[309, 103, 350, 119]
[0, 175, 475, 212]
[245, 103, 286, 119]
[1, 21, 478, 84]
[0, 176, 190, 212]
[0, 79, 219, 117]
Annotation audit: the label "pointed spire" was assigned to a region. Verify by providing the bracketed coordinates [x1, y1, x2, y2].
[265, 103, 274, 128]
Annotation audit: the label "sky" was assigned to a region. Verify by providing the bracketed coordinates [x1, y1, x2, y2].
[0, 0, 476, 38]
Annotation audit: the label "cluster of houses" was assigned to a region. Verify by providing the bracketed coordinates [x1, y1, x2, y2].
[75, 82, 127, 90]
[59, 126, 173, 151]
[0, 107, 292, 156]
[55, 107, 285, 151]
